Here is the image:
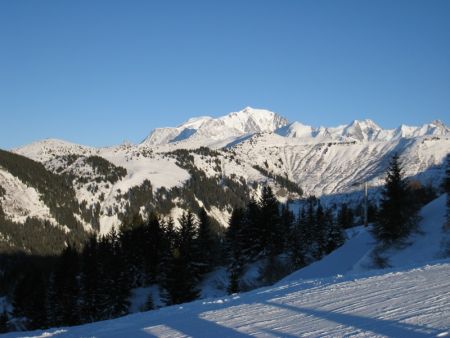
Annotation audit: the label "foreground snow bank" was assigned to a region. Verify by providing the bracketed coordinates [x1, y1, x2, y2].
[6, 260, 450, 338]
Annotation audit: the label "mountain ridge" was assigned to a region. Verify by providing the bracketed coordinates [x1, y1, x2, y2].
[140, 107, 449, 148]
[2, 108, 448, 248]
[12, 108, 449, 152]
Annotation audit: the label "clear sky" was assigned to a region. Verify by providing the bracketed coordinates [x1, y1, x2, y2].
[1, 0, 449, 149]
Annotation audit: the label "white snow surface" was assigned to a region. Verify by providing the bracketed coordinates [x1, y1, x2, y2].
[5, 195, 450, 338]
[6, 262, 449, 337]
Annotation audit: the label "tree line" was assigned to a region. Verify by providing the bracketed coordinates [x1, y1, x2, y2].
[3, 186, 348, 332]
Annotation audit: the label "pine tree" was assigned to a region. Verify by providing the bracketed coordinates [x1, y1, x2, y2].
[240, 200, 261, 260]
[158, 217, 176, 285]
[226, 207, 245, 249]
[325, 208, 345, 254]
[101, 229, 131, 318]
[226, 208, 245, 294]
[373, 154, 419, 243]
[162, 212, 200, 305]
[227, 260, 242, 294]
[142, 292, 154, 311]
[280, 203, 295, 251]
[143, 213, 165, 283]
[337, 203, 354, 229]
[0, 310, 9, 333]
[313, 201, 327, 259]
[444, 154, 450, 227]
[259, 186, 282, 256]
[196, 208, 216, 275]
[79, 236, 102, 322]
[47, 244, 80, 326]
[289, 207, 308, 269]
[163, 217, 177, 250]
[12, 268, 48, 330]
[120, 223, 146, 287]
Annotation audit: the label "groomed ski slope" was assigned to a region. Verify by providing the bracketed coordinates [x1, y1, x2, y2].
[5, 196, 450, 338]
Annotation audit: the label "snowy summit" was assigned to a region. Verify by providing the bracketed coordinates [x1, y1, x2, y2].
[142, 107, 449, 148]
[141, 107, 289, 147]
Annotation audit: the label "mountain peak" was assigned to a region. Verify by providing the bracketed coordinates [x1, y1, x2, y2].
[349, 119, 380, 128]
[341, 119, 382, 141]
[223, 107, 288, 133]
[142, 107, 289, 146]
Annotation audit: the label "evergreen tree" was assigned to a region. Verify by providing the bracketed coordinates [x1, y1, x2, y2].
[289, 207, 308, 269]
[227, 259, 242, 294]
[0, 310, 8, 333]
[373, 154, 419, 243]
[259, 186, 282, 256]
[337, 203, 354, 229]
[12, 268, 48, 330]
[100, 229, 131, 319]
[226, 208, 245, 294]
[157, 217, 177, 292]
[280, 203, 295, 250]
[445, 154, 450, 227]
[240, 200, 261, 260]
[120, 220, 146, 287]
[47, 244, 80, 326]
[226, 207, 245, 250]
[195, 208, 216, 275]
[143, 213, 165, 283]
[325, 208, 345, 254]
[367, 201, 378, 224]
[142, 292, 154, 311]
[163, 217, 177, 251]
[162, 212, 200, 305]
[79, 236, 103, 322]
[313, 201, 327, 259]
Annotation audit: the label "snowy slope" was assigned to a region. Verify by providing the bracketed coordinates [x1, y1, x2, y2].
[355, 194, 449, 271]
[5, 195, 450, 338]
[0, 168, 61, 228]
[282, 194, 448, 283]
[5, 262, 449, 337]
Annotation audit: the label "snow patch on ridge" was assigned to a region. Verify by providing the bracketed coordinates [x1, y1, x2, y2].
[0, 168, 63, 229]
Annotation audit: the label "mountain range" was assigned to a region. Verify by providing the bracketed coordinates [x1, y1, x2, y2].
[0, 107, 448, 253]
[142, 107, 448, 147]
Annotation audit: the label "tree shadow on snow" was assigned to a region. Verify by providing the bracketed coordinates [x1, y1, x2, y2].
[265, 301, 439, 338]
[142, 314, 252, 338]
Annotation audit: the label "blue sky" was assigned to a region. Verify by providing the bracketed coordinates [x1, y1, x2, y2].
[1, 0, 449, 149]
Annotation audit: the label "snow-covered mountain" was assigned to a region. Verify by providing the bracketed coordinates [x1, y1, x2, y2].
[277, 118, 449, 143]
[142, 107, 449, 147]
[142, 107, 288, 148]
[2, 107, 449, 244]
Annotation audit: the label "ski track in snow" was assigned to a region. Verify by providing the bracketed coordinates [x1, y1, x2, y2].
[5, 262, 449, 338]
